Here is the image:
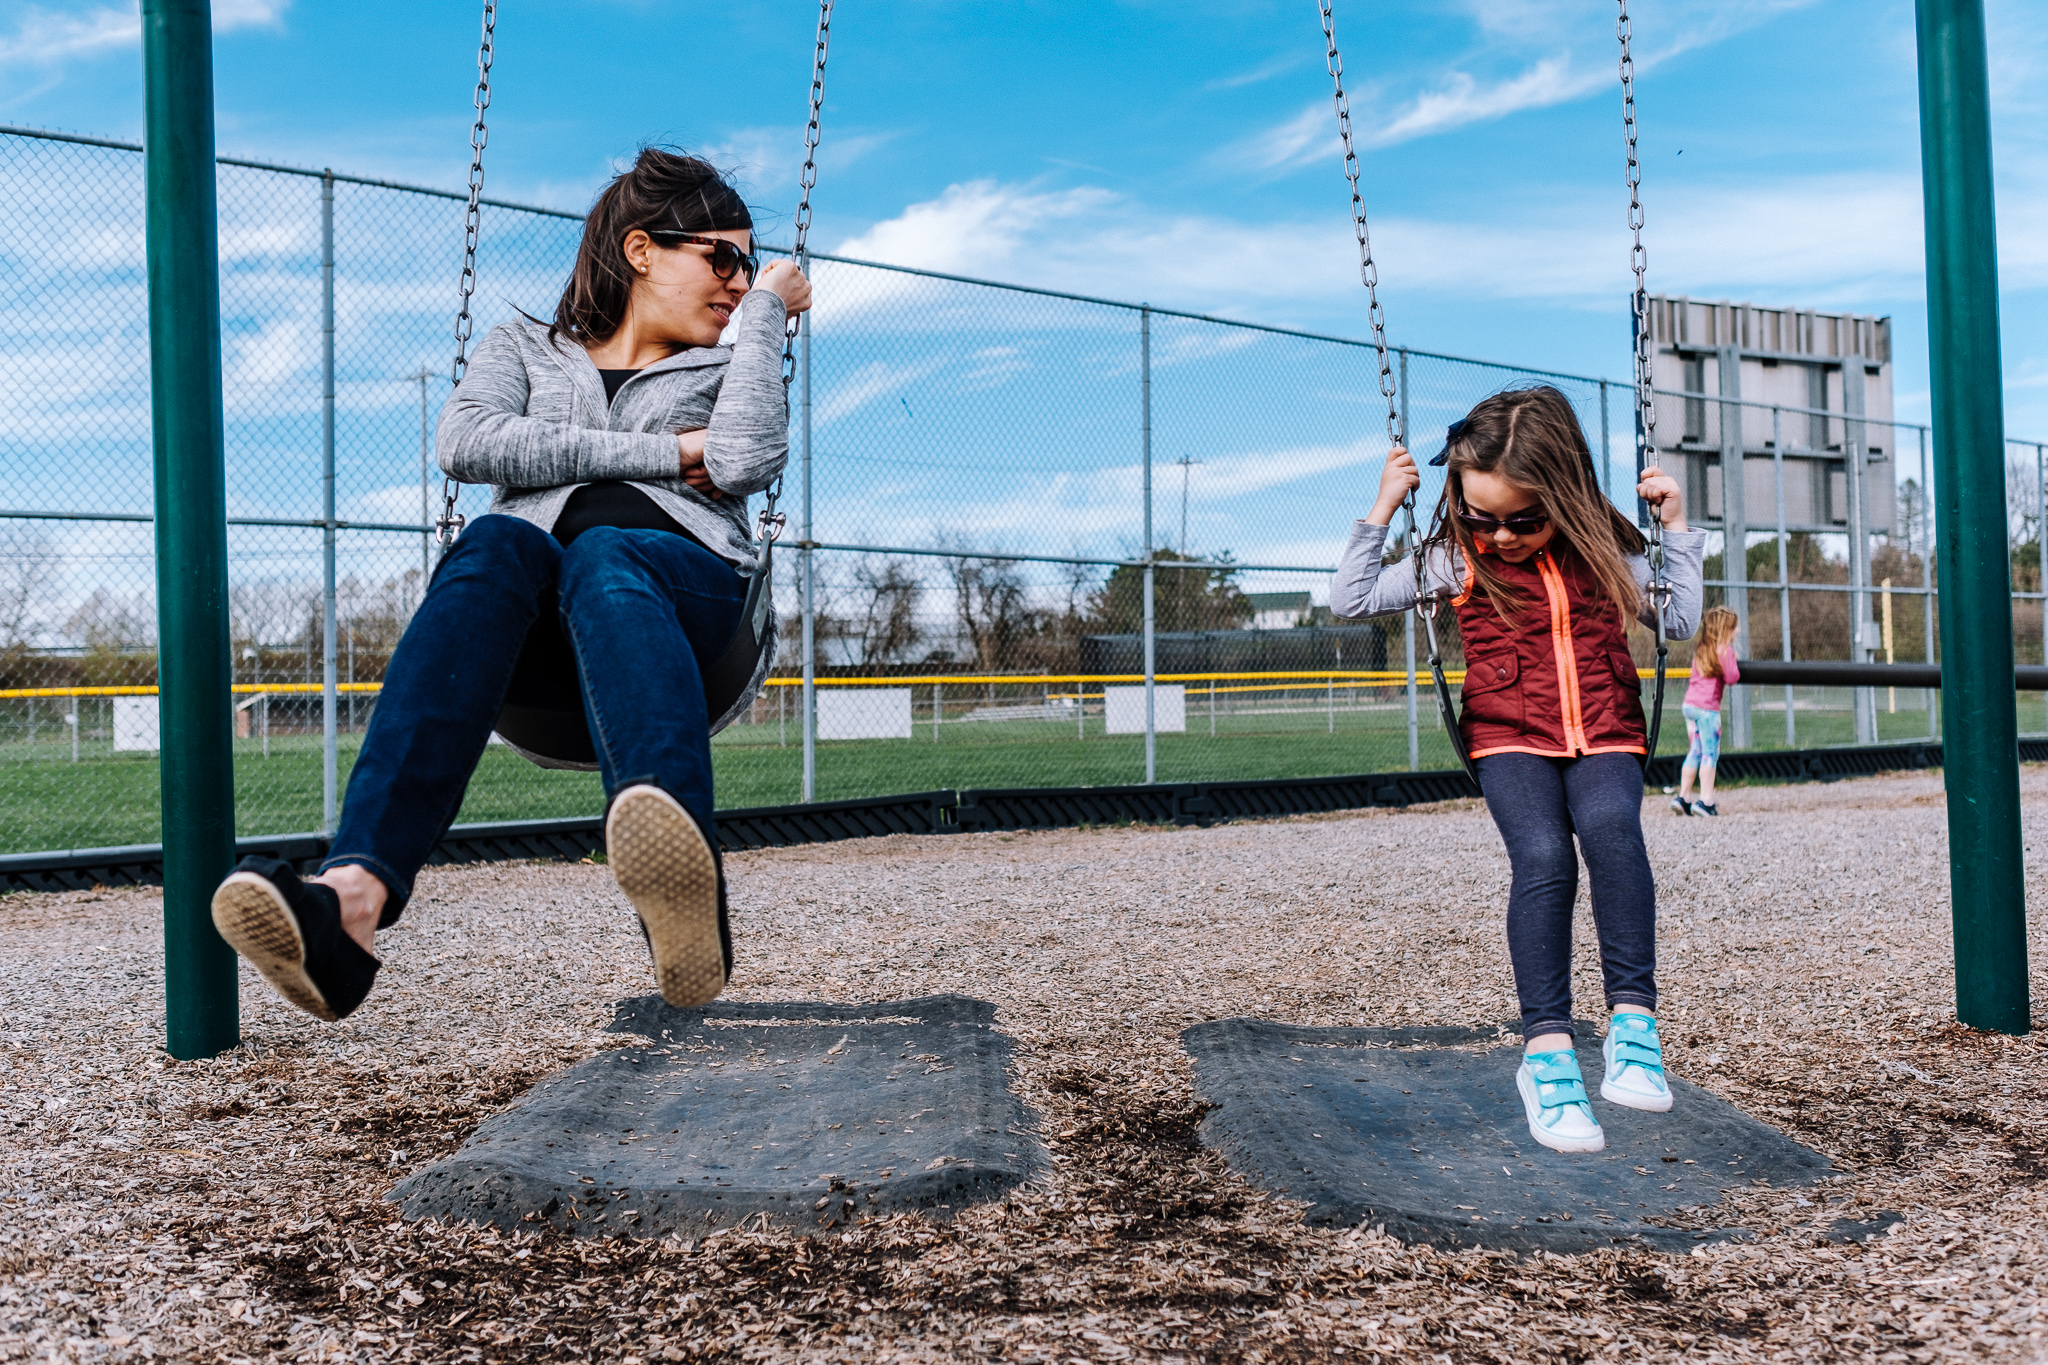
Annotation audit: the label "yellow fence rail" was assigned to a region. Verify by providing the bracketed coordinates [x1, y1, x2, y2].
[2, 668, 1693, 701]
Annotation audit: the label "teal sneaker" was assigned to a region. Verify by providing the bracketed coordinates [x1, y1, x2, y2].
[1600, 1011, 1673, 1112]
[1516, 1050, 1605, 1153]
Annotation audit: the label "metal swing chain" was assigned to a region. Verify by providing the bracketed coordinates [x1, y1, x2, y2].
[1320, 1, 1415, 552]
[436, 0, 496, 547]
[1321, 1, 1475, 782]
[1318, 1, 1399, 450]
[1619, 0, 1671, 762]
[757, 0, 834, 552]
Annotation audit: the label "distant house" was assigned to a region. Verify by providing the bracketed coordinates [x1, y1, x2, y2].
[1245, 591, 1310, 630]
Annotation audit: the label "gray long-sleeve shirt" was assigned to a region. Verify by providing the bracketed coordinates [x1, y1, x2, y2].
[435, 287, 790, 571]
[433, 289, 790, 739]
[1330, 520, 1706, 639]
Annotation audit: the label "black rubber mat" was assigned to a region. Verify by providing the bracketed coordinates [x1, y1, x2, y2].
[1184, 1019, 1840, 1253]
[391, 994, 1043, 1237]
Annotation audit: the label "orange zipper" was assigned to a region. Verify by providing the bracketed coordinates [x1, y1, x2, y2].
[1537, 552, 1589, 754]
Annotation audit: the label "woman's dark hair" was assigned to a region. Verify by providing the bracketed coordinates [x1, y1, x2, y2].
[548, 147, 753, 346]
[1424, 384, 1648, 623]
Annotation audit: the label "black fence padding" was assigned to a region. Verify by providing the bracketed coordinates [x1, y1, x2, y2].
[7, 743, 2033, 892]
[431, 817, 606, 868]
[953, 783, 1179, 831]
[1641, 740, 1953, 788]
[1184, 1018, 1839, 1253]
[389, 994, 1045, 1238]
[716, 791, 955, 850]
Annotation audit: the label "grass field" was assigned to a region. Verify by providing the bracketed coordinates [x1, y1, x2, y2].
[0, 686, 2009, 855]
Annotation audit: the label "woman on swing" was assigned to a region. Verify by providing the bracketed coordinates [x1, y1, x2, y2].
[208, 148, 810, 1022]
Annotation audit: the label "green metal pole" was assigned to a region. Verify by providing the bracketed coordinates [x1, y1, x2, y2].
[144, 0, 240, 1058]
[1916, 0, 2030, 1034]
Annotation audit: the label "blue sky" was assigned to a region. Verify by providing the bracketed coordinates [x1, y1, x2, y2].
[4, 0, 2043, 444]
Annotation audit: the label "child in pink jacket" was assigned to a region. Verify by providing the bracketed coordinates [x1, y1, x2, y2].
[1673, 606, 1739, 816]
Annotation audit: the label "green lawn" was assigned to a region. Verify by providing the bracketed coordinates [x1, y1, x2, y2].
[0, 686, 2012, 856]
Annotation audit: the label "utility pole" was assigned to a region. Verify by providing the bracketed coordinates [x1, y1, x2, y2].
[1916, 0, 2029, 1034]
[1172, 454, 1201, 555]
[144, 0, 238, 1058]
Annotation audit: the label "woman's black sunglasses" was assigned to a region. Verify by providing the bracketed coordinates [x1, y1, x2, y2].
[644, 230, 759, 284]
[1457, 503, 1550, 536]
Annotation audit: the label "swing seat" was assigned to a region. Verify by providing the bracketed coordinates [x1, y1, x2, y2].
[492, 576, 772, 770]
[489, 486, 776, 771]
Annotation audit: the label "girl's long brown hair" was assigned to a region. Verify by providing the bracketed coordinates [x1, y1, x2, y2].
[1694, 605, 1739, 677]
[547, 147, 753, 348]
[1423, 385, 1647, 623]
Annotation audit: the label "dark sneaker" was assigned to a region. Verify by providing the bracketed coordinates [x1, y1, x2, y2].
[1691, 801, 1720, 817]
[209, 856, 380, 1021]
[605, 785, 729, 1007]
[1667, 795, 1690, 817]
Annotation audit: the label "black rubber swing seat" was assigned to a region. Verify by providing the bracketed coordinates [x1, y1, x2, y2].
[490, 484, 775, 770]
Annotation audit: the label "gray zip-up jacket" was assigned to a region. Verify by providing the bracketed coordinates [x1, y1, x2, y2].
[435, 288, 789, 735]
[1331, 520, 1706, 638]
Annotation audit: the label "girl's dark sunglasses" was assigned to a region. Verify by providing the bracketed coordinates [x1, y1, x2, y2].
[644, 230, 759, 284]
[1457, 504, 1550, 536]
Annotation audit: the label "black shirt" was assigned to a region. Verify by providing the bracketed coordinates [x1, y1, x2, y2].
[566, 367, 701, 550]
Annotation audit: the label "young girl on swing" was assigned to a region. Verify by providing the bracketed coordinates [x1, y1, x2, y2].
[206, 149, 810, 1024]
[1331, 385, 1704, 1153]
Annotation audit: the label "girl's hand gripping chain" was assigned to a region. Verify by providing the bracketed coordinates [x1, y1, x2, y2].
[1636, 465, 1687, 532]
[1368, 445, 1420, 527]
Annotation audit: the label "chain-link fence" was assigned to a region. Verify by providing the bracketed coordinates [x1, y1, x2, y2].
[3, 124, 2043, 854]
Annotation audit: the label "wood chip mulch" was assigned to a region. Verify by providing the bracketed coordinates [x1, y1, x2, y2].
[4, 768, 2046, 1363]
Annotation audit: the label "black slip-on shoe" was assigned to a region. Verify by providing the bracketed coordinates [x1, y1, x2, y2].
[209, 856, 380, 1021]
[606, 784, 728, 1008]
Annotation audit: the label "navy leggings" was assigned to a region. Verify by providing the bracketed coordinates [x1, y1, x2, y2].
[1475, 751, 1658, 1040]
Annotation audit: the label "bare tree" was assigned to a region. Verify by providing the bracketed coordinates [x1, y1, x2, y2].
[0, 524, 60, 648]
[850, 557, 922, 664]
[65, 587, 156, 650]
[2007, 453, 2040, 551]
[230, 580, 319, 651]
[950, 554, 1033, 668]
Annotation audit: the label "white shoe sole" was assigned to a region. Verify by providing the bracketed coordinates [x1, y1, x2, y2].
[1600, 1074, 1675, 1112]
[210, 871, 337, 1021]
[1517, 1065, 1605, 1153]
[607, 785, 725, 1009]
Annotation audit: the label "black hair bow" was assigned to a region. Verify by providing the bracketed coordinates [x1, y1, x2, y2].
[1429, 418, 1468, 467]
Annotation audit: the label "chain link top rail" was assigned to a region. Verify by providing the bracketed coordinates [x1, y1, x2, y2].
[437, 0, 496, 547]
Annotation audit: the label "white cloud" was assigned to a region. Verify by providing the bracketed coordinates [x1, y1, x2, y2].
[822, 167, 2048, 330]
[816, 358, 946, 425]
[1203, 53, 1306, 93]
[697, 124, 897, 203]
[0, 0, 289, 67]
[1226, 0, 1827, 169]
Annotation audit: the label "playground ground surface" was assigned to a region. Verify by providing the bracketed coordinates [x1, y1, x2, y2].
[4, 769, 2046, 1363]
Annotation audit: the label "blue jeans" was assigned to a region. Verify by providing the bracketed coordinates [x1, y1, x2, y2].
[1681, 703, 1722, 770]
[322, 514, 745, 917]
[1476, 751, 1659, 1040]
